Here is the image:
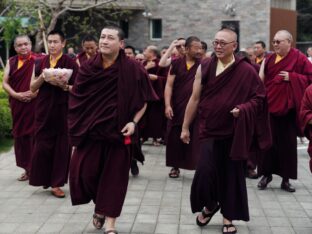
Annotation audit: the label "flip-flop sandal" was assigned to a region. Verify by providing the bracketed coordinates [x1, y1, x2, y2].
[222, 223, 237, 233]
[196, 204, 220, 226]
[92, 213, 105, 229]
[169, 168, 180, 178]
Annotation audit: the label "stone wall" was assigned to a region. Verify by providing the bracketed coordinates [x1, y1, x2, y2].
[125, 0, 271, 52]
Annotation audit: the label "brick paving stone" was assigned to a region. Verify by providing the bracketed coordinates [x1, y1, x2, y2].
[0, 140, 311, 233]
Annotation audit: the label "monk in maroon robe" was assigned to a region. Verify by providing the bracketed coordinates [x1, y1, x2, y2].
[164, 36, 202, 178]
[299, 85, 312, 173]
[181, 27, 271, 233]
[68, 26, 157, 234]
[2, 35, 37, 181]
[257, 30, 312, 192]
[76, 34, 98, 67]
[141, 45, 167, 145]
[29, 30, 78, 198]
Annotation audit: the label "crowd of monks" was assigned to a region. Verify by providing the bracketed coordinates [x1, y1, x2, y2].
[2, 25, 312, 234]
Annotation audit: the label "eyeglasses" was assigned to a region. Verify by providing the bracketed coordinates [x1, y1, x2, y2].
[212, 40, 235, 48]
[272, 39, 288, 45]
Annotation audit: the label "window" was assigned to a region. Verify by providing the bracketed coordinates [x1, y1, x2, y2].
[120, 20, 129, 39]
[150, 19, 162, 40]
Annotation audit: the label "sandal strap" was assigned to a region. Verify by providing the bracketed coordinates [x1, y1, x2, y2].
[201, 204, 220, 218]
[223, 223, 237, 233]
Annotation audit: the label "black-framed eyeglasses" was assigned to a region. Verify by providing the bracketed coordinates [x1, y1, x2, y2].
[212, 40, 235, 48]
[272, 39, 287, 45]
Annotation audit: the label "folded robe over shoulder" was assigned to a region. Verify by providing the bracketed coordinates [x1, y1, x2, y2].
[199, 55, 272, 161]
[68, 50, 158, 146]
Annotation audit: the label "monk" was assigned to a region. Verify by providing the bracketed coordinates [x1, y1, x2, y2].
[29, 30, 78, 198]
[76, 34, 98, 66]
[253, 40, 267, 65]
[181, 26, 271, 233]
[299, 85, 312, 173]
[2, 35, 37, 181]
[141, 45, 166, 146]
[159, 38, 185, 67]
[68, 26, 157, 234]
[257, 30, 312, 192]
[164, 36, 202, 178]
[124, 45, 136, 59]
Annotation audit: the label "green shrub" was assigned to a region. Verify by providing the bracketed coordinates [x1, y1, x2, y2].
[0, 69, 12, 137]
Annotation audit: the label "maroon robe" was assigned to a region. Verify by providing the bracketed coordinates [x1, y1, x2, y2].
[8, 55, 36, 172]
[141, 59, 166, 140]
[166, 57, 201, 170]
[299, 85, 312, 173]
[258, 48, 312, 179]
[29, 54, 78, 187]
[191, 56, 271, 221]
[76, 51, 96, 66]
[68, 51, 157, 217]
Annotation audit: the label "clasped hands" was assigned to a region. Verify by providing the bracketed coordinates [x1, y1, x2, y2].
[15, 90, 37, 102]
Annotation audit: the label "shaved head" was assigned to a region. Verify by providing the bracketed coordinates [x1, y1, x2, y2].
[275, 30, 293, 42]
[218, 26, 237, 42]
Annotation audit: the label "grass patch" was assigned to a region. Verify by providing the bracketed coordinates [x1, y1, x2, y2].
[0, 137, 13, 154]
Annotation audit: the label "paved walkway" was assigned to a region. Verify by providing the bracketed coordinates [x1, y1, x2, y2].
[0, 140, 311, 234]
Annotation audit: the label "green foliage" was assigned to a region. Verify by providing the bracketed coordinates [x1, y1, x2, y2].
[297, 0, 312, 41]
[62, 7, 132, 47]
[0, 70, 12, 138]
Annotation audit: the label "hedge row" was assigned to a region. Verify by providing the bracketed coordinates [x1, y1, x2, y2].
[0, 70, 12, 138]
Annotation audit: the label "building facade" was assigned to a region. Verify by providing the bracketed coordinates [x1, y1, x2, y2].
[123, 0, 296, 52]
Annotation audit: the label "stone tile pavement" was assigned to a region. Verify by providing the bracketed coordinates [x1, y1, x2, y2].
[0, 140, 311, 233]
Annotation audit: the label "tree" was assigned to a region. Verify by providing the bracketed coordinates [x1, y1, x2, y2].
[0, 0, 131, 54]
[297, 0, 312, 41]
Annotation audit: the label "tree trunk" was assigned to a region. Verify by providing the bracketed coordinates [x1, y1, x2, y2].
[5, 42, 9, 61]
[34, 32, 43, 53]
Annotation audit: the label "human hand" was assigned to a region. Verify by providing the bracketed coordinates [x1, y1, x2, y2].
[279, 71, 289, 81]
[165, 106, 174, 120]
[47, 77, 67, 89]
[149, 74, 158, 81]
[169, 39, 180, 49]
[180, 128, 190, 144]
[230, 107, 240, 118]
[121, 122, 136, 136]
[145, 61, 156, 70]
[14, 91, 32, 102]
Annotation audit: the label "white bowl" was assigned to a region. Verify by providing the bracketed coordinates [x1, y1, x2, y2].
[43, 68, 73, 82]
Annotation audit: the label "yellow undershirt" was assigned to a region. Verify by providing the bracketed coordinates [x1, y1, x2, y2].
[50, 53, 63, 68]
[17, 54, 32, 69]
[186, 61, 194, 71]
[216, 55, 235, 76]
[275, 54, 283, 64]
[256, 57, 263, 64]
[17, 60, 24, 70]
